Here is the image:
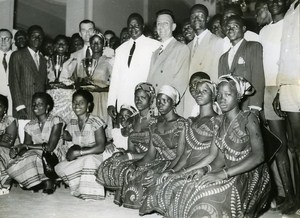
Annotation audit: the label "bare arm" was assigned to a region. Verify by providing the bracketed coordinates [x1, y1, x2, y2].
[0, 120, 18, 148]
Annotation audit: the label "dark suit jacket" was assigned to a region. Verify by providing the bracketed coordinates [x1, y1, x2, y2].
[218, 40, 265, 110]
[9, 48, 47, 119]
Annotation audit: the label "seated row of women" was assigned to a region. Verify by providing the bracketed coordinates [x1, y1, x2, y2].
[0, 73, 271, 217]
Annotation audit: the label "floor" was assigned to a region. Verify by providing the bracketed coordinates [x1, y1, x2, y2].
[0, 185, 297, 218]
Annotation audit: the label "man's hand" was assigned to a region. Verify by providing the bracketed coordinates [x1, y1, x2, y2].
[107, 105, 117, 120]
[17, 109, 28, 119]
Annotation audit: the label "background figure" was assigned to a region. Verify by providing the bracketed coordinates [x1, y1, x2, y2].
[274, 0, 300, 215]
[259, 0, 296, 213]
[0, 29, 13, 115]
[14, 30, 28, 50]
[119, 27, 130, 44]
[183, 4, 223, 117]
[208, 14, 226, 38]
[107, 13, 160, 122]
[219, 15, 264, 114]
[255, 0, 272, 30]
[147, 9, 190, 115]
[69, 33, 84, 53]
[9, 25, 48, 120]
[46, 34, 75, 124]
[7, 92, 64, 194]
[55, 89, 107, 200]
[0, 94, 18, 195]
[181, 18, 195, 44]
[103, 30, 116, 47]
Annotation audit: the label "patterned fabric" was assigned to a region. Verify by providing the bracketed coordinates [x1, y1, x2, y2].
[118, 117, 186, 209]
[0, 116, 16, 188]
[6, 115, 64, 188]
[55, 114, 106, 200]
[96, 115, 156, 189]
[142, 112, 271, 218]
[139, 116, 215, 215]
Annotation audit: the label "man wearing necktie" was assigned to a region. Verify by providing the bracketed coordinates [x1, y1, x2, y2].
[0, 29, 13, 115]
[9, 25, 47, 120]
[107, 13, 160, 121]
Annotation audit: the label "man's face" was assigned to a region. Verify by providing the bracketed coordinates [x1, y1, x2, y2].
[28, 29, 44, 50]
[14, 33, 27, 49]
[225, 19, 245, 44]
[0, 31, 12, 52]
[267, 0, 286, 16]
[128, 17, 143, 40]
[182, 22, 195, 43]
[156, 14, 175, 41]
[190, 8, 207, 32]
[79, 23, 95, 43]
[255, 4, 272, 26]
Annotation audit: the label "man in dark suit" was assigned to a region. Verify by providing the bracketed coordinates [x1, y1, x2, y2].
[219, 15, 264, 114]
[9, 25, 47, 120]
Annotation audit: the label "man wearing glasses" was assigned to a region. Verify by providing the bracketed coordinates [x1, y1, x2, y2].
[0, 29, 13, 115]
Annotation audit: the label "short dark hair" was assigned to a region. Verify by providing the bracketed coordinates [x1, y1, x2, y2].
[226, 15, 245, 27]
[190, 4, 209, 18]
[14, 29, 27, 39]
[0, 94, 8, 111]
[79, 19, 95, 31]
[104, 30, 116, 37]
[54, 34, 69, 44]
[190, 71, 210, 83]
[32, 92, 54, 113]
[0, 28, 13, 39]
[27, 25, 45, 37]
[156, 9, 175, 22]
[224, 4, 243, 17]
[127, 13, 144, 26]
[72, 89, 94, 113]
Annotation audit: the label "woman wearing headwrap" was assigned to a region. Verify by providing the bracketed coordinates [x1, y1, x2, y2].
[140, 73, 218, 216]
[106, 85, 186, 209]
[96, 83, 156, 196]
[156, 75, 271, 218]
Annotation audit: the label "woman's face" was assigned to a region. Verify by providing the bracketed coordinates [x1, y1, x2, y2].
[193, 82, 213, 106]
[217, 82, 239, 113]
[90, 36, 104, 53]
[0, 101, 7, 118]
[72, 95, 90, 116]
[32, 97, 48, 117]
[156, 94, 174, 115]
[54, 38, 68, 55]
[135, 89, 151, 112]
[189, 76, 203, 99]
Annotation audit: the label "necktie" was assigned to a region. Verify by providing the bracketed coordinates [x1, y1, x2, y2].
[127, 41, 136, 67]
[192, 37, 199, 57]
[86, 46, 91, 58]
[2, 53, 7, 72]
[158, 45, 163, 55]
[34, 52, 39, 69]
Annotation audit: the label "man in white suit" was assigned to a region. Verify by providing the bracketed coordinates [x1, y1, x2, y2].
[107, 13, 160, 120]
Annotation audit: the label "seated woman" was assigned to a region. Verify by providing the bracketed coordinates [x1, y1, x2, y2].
[7, 92, 64, 194]
[55, 89, 107, 200]
[47, 34, 75, 124]
[140, 73, 217, 215]
[0, 95, 18, 195]
[116, 85, 186, 209]
[97, 83, 156, 190]
[155, 75, 271, 218]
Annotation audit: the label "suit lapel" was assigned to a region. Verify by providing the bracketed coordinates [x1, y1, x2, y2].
[230, 40, 247, 72]
[24, 48, 40, 74]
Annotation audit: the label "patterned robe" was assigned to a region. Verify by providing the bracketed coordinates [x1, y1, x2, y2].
[140, 116, 215, 215]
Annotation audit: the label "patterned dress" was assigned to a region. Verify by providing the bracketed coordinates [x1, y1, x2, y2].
[0, 116, 17, 188]
[140, 116, 215, 215]
[55, 114, 107, 200]
[119, 117, 186, 209]
[6, 115, 64, 188]
[96, 115, 156, 190]
[153, 111, 271, 218]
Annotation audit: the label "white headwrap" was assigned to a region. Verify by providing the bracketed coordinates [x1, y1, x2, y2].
[157, 85, 180, 105]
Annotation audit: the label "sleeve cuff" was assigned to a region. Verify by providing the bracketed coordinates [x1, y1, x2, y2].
[16, 105, 26, 111]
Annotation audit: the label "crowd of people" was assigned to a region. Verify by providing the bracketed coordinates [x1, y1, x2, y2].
[0, 0, 299, 217]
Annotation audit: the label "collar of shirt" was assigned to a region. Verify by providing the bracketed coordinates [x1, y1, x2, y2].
[193, 29, 208, 46]
[230, 38, 244, 55]
[160, 36, 174, 51]
[27, 46, 40, 59]
[128, 34, 145, 45]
